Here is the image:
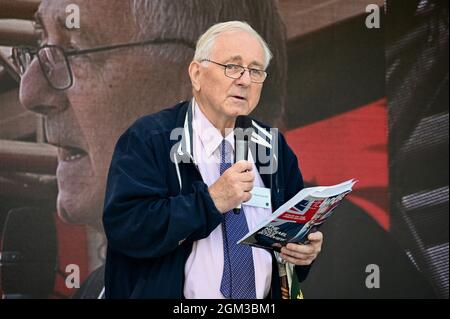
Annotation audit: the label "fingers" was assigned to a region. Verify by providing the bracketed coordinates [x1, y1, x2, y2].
[211, 160, 255, 211]
[241, 181, 254, 192]
[240, 171, 255, 182]
[242, 191, 252, 202]
[307, 231, 323, 254]
[308, 231, 323, 243]
[279, 239, 323, 266]
[280, 243, 316, 265]
[280, 253, 315, 266]
[233, 160, 253, 172]
[281, 244, 316, 259]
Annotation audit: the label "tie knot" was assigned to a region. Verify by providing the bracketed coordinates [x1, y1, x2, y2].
[221, 139, 233, 164]
[220, 140, 233, 175]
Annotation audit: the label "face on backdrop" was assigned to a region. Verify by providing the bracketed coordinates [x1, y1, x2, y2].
[19, 0, 192, 230]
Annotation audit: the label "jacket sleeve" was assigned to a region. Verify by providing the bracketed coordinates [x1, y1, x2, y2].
[102, 127, 223, 259]
[279, 132, 304, 201]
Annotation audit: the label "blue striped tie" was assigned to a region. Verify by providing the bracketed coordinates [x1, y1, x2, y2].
[219, 139, 256, 299]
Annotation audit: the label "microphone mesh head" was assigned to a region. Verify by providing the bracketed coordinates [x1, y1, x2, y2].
[235, 115, 253, 129]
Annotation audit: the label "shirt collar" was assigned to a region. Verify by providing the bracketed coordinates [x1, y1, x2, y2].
[192, 98, 234, 159]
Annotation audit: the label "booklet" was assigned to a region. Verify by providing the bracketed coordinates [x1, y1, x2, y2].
[238, 179, 356, 251]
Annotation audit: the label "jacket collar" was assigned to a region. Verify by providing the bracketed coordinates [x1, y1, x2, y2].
[173, 99, 195, 164]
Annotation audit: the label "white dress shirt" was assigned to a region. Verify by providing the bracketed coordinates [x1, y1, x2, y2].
[183, 99, 273, 299]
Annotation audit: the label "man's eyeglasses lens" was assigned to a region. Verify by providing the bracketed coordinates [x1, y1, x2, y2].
[38, 46, 72, 89]
[12, 48, 30, 75]
[13, 46, 72, 90]
[225, 64, 266, 83]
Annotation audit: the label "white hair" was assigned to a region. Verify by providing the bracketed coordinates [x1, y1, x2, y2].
[193, 21, 273, 69]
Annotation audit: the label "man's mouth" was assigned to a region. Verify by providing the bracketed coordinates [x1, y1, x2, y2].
[57, 146, 88, 162]
[231, 95, 247, 101]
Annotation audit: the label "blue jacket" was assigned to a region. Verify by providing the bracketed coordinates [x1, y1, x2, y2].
[103, 100, 308, 299]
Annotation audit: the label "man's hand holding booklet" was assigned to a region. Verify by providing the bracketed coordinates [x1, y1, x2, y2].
[238, 179, 357, 251]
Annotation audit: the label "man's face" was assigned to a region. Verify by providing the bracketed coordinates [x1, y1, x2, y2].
[193, 30, 265, 128]
[19, 0, 191, 229]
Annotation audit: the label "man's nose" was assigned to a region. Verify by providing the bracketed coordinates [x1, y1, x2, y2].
[235, 69, 252, 86]
[19, 58, 68, 115]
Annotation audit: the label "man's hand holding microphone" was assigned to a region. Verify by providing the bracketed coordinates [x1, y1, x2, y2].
[208, 115, 254, 213]
[208, 160, 254, 213]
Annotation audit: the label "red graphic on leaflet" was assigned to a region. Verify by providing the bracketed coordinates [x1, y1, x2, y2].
[279, 199, 323, 223]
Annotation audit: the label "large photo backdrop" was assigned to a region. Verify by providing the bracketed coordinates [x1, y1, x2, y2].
[0, 0, 447, 299]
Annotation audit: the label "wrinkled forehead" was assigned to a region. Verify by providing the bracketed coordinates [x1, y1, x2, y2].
[39, 0, 139, 45]
[212, 31, 265, 67]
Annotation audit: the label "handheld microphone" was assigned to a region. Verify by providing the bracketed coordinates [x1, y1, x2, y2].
[233, 115, 253, 214]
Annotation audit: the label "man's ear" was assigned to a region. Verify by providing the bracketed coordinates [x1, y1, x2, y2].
[188, 61, 201, 92]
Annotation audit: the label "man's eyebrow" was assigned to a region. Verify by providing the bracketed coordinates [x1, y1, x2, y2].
[33, 10, 48, 42]
[225, 55, 264, 69]
[34, 11, 44, 27]
[225, 55, 242, 64]
[53, 10, 99, 45]
[55, 14, 67, 29]
[34, 9, 69, 30]
[34, 9, 95, 46]
[249, 61, 264, 69]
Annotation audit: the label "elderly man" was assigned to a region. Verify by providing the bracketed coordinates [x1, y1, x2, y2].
[103, 21, 323, 299]
[13, 0, 288, 297]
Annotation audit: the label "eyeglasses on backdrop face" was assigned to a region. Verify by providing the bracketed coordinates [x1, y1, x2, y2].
[12, 38, 195, 90]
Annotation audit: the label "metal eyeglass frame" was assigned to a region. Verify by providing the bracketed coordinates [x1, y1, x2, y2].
[13, 38, 195, 90]
[200, 58, 268, 83]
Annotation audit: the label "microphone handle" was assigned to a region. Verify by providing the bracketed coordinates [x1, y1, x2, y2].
[234, 139, 248, 162]
[234, 139, 248, 213]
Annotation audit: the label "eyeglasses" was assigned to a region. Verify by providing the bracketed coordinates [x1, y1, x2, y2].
[12, 38, 195, 91]
[200, 59, 268, 83]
